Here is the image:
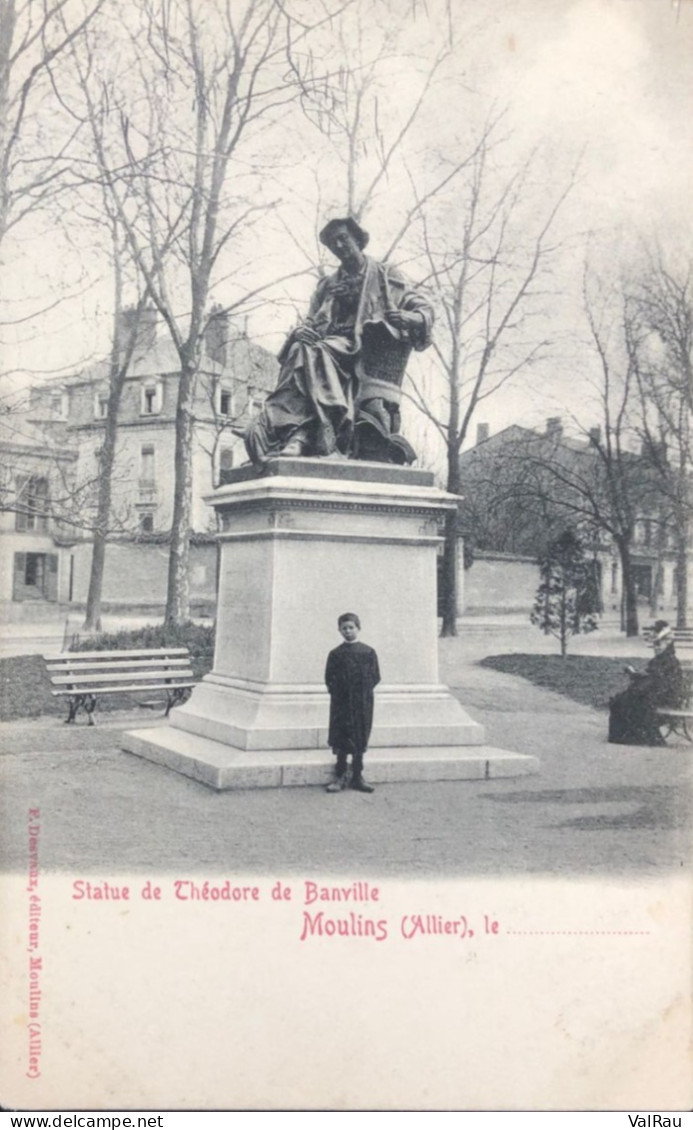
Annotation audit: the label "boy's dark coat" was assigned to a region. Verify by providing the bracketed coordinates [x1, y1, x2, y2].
[325, 641, 381, 755]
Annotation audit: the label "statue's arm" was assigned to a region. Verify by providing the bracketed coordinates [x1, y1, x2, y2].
[384, 266, 434, 351]
[277, 277, 331, 358]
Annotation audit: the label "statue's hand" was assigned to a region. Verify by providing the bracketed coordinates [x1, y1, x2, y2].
[294, 324, 322, 345]
[385, 309, 423, 332]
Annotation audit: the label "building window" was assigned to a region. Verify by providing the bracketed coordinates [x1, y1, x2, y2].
[139, 512, 154, 534]
[49, 389, 69, 418]
[15, 476, 49, 532]
[94, 389, 109, 418]
[140, 444, 155, 485]
[219, 447, 234, 471]
[140, 381, 163, 415]
[219, 388, 233, 416]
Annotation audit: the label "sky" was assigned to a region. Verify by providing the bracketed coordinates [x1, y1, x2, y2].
[2, 0, 692, 465]
[448, 0, 693, 442]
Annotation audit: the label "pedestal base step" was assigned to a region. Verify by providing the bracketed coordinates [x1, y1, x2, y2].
[122, 726, 539, 791]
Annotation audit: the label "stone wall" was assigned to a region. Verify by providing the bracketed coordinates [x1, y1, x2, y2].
[68, 541, 218, 614]
[461, 552, 538, 614]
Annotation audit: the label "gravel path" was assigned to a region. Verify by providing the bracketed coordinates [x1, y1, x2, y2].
[1, 632, 690, 878]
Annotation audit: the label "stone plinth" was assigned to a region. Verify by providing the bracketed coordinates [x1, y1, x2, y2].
[122, 458, 538, 787]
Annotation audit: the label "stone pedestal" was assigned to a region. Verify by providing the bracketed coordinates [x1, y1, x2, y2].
[123, 458, 538, 787]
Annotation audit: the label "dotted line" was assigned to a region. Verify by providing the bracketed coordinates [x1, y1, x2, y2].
[506, 930, 651, 936]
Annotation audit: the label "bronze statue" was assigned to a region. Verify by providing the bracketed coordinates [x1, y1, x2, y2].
[244, 217, 433, 467]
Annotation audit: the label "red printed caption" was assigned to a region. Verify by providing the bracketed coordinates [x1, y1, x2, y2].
[69, 878, 502, 943]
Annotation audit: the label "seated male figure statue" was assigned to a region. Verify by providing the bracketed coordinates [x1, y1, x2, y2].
[244, 216, 433, 467]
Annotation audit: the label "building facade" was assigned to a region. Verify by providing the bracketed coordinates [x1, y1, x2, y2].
[458, 418, 692, 621]
[0, 415, 77, 621]
[1, 311, 277, 620]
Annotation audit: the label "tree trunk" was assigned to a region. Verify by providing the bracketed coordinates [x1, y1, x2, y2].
[675, 525, 688, 630]
[440, 509, 459, 637]
[83, 263, 130, 631]
[560, 580, 568, 658]
[83, 385, 121, 631]
[616, 536, 639, 637]
[165, 355, 197, 626]
[441, 448, 462, 636]
[84, 528, 106, 632]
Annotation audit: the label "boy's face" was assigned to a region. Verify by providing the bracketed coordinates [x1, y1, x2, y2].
[339, 619, 360, 643]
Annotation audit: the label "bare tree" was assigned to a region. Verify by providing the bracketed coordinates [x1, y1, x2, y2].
[58, 31, 160, 631]
[502, 273, 658, 638]
[81, 272, 151, 631]
[0, 0, 108, 414]
[625, 252, 692, 628]
[65, 0, 349, 625]
[0, 0, 107, 246]
[406, 121, 573, 635]
[289, 0, 451, 227]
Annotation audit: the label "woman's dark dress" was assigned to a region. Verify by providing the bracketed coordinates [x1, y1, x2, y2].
[608, 643, 685, 745]
[325, 641, 381, 757]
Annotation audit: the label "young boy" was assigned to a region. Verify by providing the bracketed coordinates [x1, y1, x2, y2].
[325, 613, 381, 793]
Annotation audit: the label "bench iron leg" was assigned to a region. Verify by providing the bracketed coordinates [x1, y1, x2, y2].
[164, 687, 192, 717]
[64, 694, 97, 725]
[65, 695, 80, 724]
[84, 694, 97, 725]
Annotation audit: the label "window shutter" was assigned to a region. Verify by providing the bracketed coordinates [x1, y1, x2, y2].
[15, 476, 27, 532]
[12, 553, 26, 600]
[46, 555, 59, 601]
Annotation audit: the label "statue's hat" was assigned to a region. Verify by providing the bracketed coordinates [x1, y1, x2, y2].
[319, 216, 369, 251]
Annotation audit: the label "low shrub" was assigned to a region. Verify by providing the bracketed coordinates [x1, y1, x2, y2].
[0, 655, 62, 721]
[71, 621, 215, 676]
[0, 622, 216, 722]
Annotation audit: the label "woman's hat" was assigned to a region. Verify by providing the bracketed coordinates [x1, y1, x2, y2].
[653, 619, 673, 641]
[319, 216, 369, 251]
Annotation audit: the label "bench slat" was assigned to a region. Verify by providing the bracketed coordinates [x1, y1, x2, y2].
[51, 681, 196, 698]
[46, 658, 191, 673]
[43, 648, 190, 662]
[51, 669, 194, 687]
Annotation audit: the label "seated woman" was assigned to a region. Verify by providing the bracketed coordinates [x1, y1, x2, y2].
[608, 620, 686, 745]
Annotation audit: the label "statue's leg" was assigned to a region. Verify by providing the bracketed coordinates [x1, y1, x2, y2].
[280, 424, 312, 457]
[354, 398, 415, 464]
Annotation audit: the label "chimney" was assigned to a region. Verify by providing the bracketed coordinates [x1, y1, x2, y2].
[118, 305, 157, 356]
[205, 304, 229, 366]
[476, 422, 489, 445]
[588, 426, 601, 445]
[641, 438, 668, 464]
[546, 416, 563, 441]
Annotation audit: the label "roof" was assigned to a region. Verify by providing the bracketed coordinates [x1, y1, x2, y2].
[37, 330, 278, 391]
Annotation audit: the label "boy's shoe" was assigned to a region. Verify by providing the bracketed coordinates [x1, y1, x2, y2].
[326, 774, 349, 793]
[350, 775, 375, 793]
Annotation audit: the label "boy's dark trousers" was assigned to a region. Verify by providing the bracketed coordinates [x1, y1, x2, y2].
[334, 749, 364, 779]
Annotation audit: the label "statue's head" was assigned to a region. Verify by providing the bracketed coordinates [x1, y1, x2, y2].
[320, 217, 369, 261]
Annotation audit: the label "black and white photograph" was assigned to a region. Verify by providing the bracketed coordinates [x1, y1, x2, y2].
[0, 0, 691, 1113]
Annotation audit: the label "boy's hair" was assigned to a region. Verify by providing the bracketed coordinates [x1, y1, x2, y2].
[338, 612, 361, 629]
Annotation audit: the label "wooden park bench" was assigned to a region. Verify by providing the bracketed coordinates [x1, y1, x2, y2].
[642, 625, 693, 653]
[642, 626, 693, 742]
[43, 648, 197, 725]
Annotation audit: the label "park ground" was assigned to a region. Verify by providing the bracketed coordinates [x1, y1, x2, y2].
[0, 613, 690, 879]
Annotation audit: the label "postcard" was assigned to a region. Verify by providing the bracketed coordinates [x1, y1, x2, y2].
[1, 0, 692, 1113]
